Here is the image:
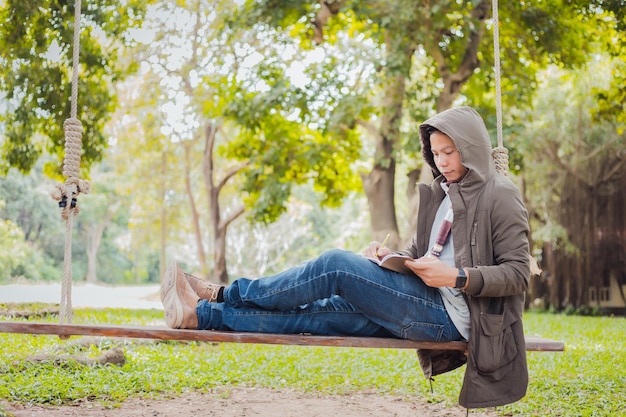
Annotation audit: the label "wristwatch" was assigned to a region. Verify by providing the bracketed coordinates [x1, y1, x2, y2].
[454, 268, 467, 289]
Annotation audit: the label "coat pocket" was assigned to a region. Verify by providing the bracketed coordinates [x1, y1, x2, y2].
[474, 312, 518, 377]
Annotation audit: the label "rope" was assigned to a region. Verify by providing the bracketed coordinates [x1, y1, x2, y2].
[489, 1, 539, 276]
[490, 0, 509, 175]
[49, 0, 90, 324]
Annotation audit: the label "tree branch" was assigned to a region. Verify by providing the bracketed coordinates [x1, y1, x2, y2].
[355, 119, 382, 141]
[219, 206, 246, 231]
[216, 162, 250, 193]
[313, 0, 344, 44]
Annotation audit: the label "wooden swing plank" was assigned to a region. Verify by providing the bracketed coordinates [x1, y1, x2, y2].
[0, 321, 564, 351]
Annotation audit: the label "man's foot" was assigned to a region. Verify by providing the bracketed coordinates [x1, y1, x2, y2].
[183, 272, 223, 302]
[161, 261, 200, 329]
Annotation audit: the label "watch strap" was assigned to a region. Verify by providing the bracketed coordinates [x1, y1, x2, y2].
[455, 268, 467, 289]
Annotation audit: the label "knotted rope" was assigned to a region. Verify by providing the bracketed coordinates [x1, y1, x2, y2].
[49, 0, 90, 324]
[489, 1, 541, 276]
[490, 0, 509, 175]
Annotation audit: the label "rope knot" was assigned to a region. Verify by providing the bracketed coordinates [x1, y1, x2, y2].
[63, 118, 83, 179]
[50, 118, 91, 220]
[492, 146, 509, 175]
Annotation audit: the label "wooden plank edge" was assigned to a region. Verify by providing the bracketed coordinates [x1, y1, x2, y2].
[524, 335, 565, 352]
[0, 321, 564, 351]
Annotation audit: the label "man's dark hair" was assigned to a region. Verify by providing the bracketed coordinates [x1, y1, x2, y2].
[425, 126, 440, 135]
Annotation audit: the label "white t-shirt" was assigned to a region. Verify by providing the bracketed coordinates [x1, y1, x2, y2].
[427, 184, 471, 341]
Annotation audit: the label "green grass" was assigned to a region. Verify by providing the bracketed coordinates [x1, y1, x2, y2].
[0, 308, 624, 416]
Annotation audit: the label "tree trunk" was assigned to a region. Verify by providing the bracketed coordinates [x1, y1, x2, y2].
[362, 123, 398, 243]
[85, 228, 99, 283]
[214, 222, 228, 284]
[202, 123, 247, 284]
[182, 141, 208, 276]
[361, 31, 413, 248]
[544, 243, 557, 310]
[430, 1, 487, 112]
[363, 165, 399, 244]
[403, 165, 436, 247]
[159, 150, 167, 282]
[203, 124, 224, 283]
[84, 211, 112, 283]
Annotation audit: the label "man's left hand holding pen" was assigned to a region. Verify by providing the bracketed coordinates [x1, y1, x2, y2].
[364, 233, 391, 259]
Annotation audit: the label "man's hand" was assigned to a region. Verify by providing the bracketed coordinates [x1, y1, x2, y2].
[405, 256, 458, 288]
[364, 241, 392, 259]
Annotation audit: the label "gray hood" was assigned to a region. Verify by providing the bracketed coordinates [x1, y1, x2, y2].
[419, 106, 495, 187]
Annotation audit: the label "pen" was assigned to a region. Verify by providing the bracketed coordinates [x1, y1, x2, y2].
[376, 233, 391, 256]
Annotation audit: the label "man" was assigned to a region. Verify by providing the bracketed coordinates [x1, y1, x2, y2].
[161, 106, 531, 408]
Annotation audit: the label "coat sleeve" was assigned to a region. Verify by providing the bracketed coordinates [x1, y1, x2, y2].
[464, 179, 531, 298]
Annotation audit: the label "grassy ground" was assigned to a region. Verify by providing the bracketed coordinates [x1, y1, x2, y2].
[0, 307, 624, 416]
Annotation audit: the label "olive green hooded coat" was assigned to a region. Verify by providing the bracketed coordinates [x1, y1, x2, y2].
[402, 106, 530, 408]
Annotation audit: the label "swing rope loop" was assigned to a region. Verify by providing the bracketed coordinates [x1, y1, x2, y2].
[49, 0, 90, 324]
[490, 0, 509, 175]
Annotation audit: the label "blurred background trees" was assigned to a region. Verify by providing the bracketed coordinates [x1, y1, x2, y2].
[1, 0, 624, 313]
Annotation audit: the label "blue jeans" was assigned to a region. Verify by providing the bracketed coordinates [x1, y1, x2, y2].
[196, 249, 462, 342]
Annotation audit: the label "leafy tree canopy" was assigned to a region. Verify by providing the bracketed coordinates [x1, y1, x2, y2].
[0, 0, 150, 178]
[219, 48, 369, 222]
[586, 0, 626, 128]
[235, 0, 603, 105]
[228, 1, 617, 180]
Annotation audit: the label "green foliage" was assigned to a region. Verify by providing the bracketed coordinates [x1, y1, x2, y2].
[463, 0, 611, 122]
[215, 35, 368, 223]
[520, 60, 625, 252]
[0, 161, 146, 284]
[0, 0, 149, 177]
[0, 310, 624, 416]
[0, 166, 64, 282]
[590, 4, 626, 129]
[0, 218, 30, 280]
[223, 110, 362, 223]
[0, 236, 62, 283]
